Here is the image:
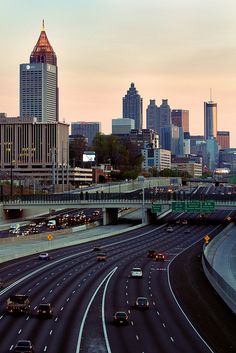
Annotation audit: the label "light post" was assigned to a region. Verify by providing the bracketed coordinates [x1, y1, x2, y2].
[10, 160, 15, 199]
[142, 181, 145, 224]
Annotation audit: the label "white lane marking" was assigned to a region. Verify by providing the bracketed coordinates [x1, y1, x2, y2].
[131, 321, 134, 326]
[10, 345, 14, 350]
[60, 307, 64, 311]
[0, 315, 3, 319]
[44, 346, 47, 351]
[42, 297, 45, 301]
[152, 301, 156, 306]
[76, 267, 117, 353]
[162, 323, 166, 328]
[67, 298, 70, 302]
[170, 337, 174, 342]
[26, 316, 30, 321]
[49, 289, 53, 293]
[50, 330, 53, 335]
[167, 225, 222, 353]
[18, 329, 22, 334]
[126, 300, 129, 304]
[54, 317, 58, 322]
[156, 311, 160, 315]
[0, 224, 165, 298]
[136, 335, 139, 340]
[34, 306, 37, 310]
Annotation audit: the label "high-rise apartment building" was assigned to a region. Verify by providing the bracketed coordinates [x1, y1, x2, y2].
[122, 83, 143, 130]
[217, 131, 230, 149]
[146, 99, 159, 133]
[204, 101, 217, 139]
[171, 109, 189, 133]
[71, 122, 101, 146]
[20, 21, 59, 122]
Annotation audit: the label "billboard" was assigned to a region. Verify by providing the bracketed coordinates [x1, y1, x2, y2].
[83, 151, 96, 162]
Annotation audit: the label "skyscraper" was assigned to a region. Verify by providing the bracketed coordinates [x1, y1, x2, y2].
[146, 99, 159, 133]
[159, 99, 171, 147]
[171, 109, 189, 133]
[122, 83, 143, 130]
[204, 101, 217, 139]
[20, 21, 59, 122]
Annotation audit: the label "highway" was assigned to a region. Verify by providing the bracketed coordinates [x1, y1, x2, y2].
[0, 213, 232, 353]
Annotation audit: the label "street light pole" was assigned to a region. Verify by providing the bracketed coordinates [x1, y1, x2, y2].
[10, 162, 13, 199]
[142, 180, 145, 224]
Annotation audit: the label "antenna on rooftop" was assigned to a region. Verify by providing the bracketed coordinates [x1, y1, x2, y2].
[210, 88, 212, 102]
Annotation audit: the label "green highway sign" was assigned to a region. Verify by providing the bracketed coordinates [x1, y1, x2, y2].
[172, 201, 186, 212]
[171, 200, 216, 213]
[201, 201, 215, 213]
[151, 204, 162, 213]
[186, 201, 201, 213]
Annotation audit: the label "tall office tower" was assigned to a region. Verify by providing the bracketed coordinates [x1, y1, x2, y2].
[217, 131, 230, 149]
[71, 121, 101, 146]
[20, 21, 59, 122]
[204, 101, 217, 139]
[171, 109, 189, 133]
[159, 99, 171, 147]
[122, 83, 143, 130]
[146, 99, 159, 133]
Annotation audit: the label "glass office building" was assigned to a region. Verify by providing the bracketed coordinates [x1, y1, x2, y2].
[20, 22, 58, 122]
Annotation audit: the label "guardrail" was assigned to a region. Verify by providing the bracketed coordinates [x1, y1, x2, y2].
[202, 223, 236, 314]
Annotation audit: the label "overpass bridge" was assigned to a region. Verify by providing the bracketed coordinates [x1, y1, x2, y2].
[1, 190, 236, 225]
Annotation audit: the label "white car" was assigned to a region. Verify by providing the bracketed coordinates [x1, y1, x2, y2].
[38, 252, 50, 260]
[166, 226, 174, 232]
[131, 267, 143, 278]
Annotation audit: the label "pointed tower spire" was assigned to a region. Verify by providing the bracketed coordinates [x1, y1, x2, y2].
[30, 22, 57, 65]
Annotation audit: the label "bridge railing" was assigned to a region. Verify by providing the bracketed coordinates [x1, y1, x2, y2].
[2, 190, 236, 205]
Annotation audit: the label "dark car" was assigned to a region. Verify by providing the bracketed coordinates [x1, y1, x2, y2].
[37, 303, 53, 318]
[155, 253, 166, 261]
[113, 311, 129, 325]
[93, 246, 101, 252]
[135, 297, 149, 310]
[97, 253, 107, 261]
[12, 340, 34, 352]
[147, 250, 156, 258]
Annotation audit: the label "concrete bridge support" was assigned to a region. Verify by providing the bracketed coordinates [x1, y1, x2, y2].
[0, 204, 3, 222]
[103, 208, 119, 225]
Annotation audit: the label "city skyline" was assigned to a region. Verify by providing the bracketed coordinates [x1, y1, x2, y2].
[1, 0, 236, 142]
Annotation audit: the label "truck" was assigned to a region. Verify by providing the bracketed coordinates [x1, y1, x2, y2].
[6, 294, 30, 314]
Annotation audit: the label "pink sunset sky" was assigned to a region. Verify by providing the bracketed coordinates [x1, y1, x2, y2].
[1, 0, 236, 144]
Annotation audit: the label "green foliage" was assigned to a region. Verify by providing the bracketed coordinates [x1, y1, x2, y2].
[92, 133, 142, 178]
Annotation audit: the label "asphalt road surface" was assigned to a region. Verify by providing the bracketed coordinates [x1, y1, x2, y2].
[0, 221, 233, 353]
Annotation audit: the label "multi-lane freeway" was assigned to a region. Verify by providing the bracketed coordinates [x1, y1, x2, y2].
[0, 211, 234, 353]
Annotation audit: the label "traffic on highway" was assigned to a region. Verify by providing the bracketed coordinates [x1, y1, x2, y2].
[0, 209, 234, 353]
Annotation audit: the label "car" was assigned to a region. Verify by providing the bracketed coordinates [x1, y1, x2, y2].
[182, 219, 188, 225]
[147, 250, 157, 258]
[93, 246, 101, 252]
[166, 226, 174, 232]
[96, 253, 107, 261]
[155, 253, 166, 261]
[38, 252, 51, 260]
[184, 228, 191, 233]
[12, 339, 34, 352]
[175, 219, 181, 224]
[135, 296, 149, 309]
[113, 311, 129, 325]
[131, 267, 143, 278]
[37, 303, 53, 318]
